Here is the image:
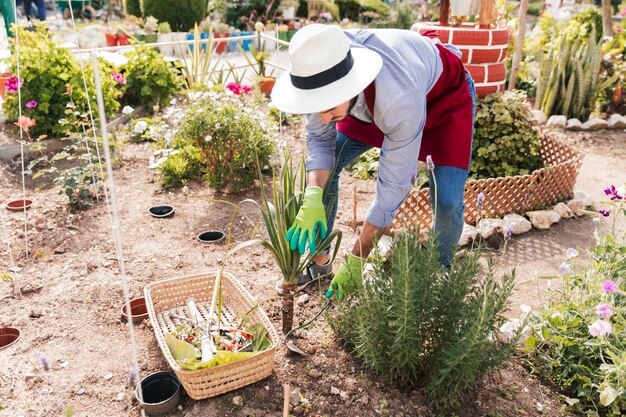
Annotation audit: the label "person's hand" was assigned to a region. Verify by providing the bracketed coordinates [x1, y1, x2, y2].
[286, 186, 327, 254]
[325, 254, 365, 301]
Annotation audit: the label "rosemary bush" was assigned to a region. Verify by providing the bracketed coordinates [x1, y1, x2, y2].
[329, 231, 517, 408]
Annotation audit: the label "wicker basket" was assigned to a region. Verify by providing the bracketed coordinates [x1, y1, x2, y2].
[144, 272, 279, 400]
[393, 132, 583, 230]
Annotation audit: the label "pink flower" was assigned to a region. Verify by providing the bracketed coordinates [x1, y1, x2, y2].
[111, 72, 126, 85]
[598, 209, 610, 217]
[226, 82, 251, 95]
[25, 100, 38, 109]
[621, 8, 626, 17]
[594, 303, 613, 319]
[5, 76, 23, 94]
[616, 28, 623, 34]
[601, 280, 619, 294]
[14, 116, 36, 132]
[66, 86, 73, 95]
[588, 320, 612, 337]
[604, 185, 623, 200]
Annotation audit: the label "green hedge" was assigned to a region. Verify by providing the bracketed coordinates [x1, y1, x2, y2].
[125, 0, 141, 17]
[142, 0, 207, 32]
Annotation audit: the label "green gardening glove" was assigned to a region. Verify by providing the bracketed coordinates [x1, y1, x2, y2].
[286, 186, 328, 254]
[325, 254, 365, 301]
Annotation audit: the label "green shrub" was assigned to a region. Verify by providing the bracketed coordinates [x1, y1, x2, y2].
[126, 0, 142, 16]
[166, 91, 277, 192]
[334, 0, 390, 20]
[143, 0, 207, 32]
[328, 231, 517, 409]
[120, 45, 181, 112]
[471, 92, 543, 179]
[157, 144, 204, 189]
[525, 193, 626, 416]
[2, 24, 121, 137]
[349, 148, 379, 180]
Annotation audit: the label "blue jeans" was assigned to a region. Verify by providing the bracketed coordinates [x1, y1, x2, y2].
[322, 71, 476, 267]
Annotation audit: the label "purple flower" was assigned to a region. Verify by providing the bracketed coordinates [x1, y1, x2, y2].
[477, 192, 485, 210]
[504, 224, 513, 241]
[25, 100, 38, 109]
[589, 320, 612, 337]
[566, 248, 578, 259]
[5, 76, 23, 94]
[601, 280, 619, 294]
[594, 303, 613, 319]
[559, 262, 570, 273]
[598, 209, 610, 217]
[426, 155, 434, 171]
[39, 353, 50, 371]
[604, 185, 623, 200]
[128, 367, 138, 386]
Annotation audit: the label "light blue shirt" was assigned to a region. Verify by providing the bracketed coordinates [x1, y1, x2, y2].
[305, 29, 446, 228]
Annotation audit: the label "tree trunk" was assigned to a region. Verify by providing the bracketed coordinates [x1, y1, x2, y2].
[439, 0, 450, 26]
[282, 282, 297, 334]
[508, 0, 528, 91]
[602, 0, 614, 38]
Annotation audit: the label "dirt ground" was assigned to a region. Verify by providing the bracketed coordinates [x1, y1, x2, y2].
[0, 116, 625, 417]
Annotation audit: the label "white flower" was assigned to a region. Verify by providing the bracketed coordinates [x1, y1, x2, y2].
[122, 105, 134, 115]
[566, 248, 578, 259]
[204, 135, 212, 142]
[215, 122, 221, 128]
[588, 320, 612, 337]
[133, 120, 148, 134]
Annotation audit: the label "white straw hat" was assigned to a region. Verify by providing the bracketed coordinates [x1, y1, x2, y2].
[271, 24, 383, 115]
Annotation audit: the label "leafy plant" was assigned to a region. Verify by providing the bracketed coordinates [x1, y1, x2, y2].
[120, 44, 182, 112]
[525, 187, 626, 416]
[167, 90, 277, 192]
[179, 24, 224, 90]
[240, 43, 275, 79]
[228, 154, 342, 333]
[157, 142, 204, 189]
[349, 148, 380, 180]
[328, 230, 517, 408]
[126, 0, 142, 17]
[2, 24, 121, 137]
[472, 91, 543, 179]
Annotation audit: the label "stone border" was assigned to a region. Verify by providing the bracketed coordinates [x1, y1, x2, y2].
[532, 110, 626, 131]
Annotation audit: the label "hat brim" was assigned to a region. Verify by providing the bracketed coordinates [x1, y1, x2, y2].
[270, 47, 383, 115]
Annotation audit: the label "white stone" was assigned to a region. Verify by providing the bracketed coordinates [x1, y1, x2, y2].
[330, 386, 341, 395]
[526, 210, 561, 229]
[115, 392, 125, 402]
[581, 118, 609, 131]
[567, 199, 586, 214]
[458, 223, 478, 246]
[497, 318, 531, 346]
[77, 388, 85, 395]
[573, 190, 593, 207]
[530, 109, 546, 124]
[608, 113, 626, 128]
[546, 115, 567, 128]
[566, 118, 582, 130]
[296, 294, 309, 305]
[503, 213, 532, 235]
[553, 202, 574, 218]
[232, 395, 244, 407]
[103, 373, 113, 380]
[477, 218, 506, 239]
[290, 389, 301, 406]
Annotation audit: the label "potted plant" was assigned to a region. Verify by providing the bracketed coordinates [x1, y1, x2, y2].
[213, 22, 230, 54]
[157, 22, 173, 56]
[241, 43, 276, 96]
[279, 0, 299, 19]
[104, 26, 118, 47]
[0, 71, 12, 100]
[144, 16, 159, 44]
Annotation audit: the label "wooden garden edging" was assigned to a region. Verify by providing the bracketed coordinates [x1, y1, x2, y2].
[392, 132, 583, 230]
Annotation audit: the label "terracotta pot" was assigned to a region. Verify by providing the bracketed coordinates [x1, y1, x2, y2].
[121, 297, 149, 323]
[117, 33, 130, 46]
[259, 77, 276, 96]
[105, 33, 118, 47]
[0, 72, 11, 100]
[6, 199, 33, 212]
[0, 327, 21, 350]
[214, 32, 228, 54]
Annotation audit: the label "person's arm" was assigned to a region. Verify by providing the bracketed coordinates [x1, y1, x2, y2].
[306, 169, 331, 189]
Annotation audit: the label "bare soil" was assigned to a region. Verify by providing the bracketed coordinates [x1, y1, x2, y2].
[0, 121, 625, 417]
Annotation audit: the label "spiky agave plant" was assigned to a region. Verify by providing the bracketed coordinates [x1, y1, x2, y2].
[232, 154, 341, 334]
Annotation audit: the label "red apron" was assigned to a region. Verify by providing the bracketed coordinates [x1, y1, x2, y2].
[336, 42, 473, 170]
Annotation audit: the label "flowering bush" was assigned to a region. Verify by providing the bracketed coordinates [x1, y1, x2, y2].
[525, 185, 626, 416]
[160, 90, 277, 192]
[2, 24, 121, 136]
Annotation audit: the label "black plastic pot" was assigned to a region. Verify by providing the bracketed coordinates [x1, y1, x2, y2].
[197, 230, 225, 243]
[135, 371, 181, 415]
[148, 205, 175, 218]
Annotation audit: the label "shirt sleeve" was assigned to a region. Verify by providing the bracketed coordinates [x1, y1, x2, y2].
[304, 113, 337, 172]
[365, 94, 426, 228]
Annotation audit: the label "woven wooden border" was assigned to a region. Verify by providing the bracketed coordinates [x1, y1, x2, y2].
[392, 132, 583, 230]
[144, 272, 279, 400]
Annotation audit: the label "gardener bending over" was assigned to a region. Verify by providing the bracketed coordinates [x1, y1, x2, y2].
[271, 24, 476, 299]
